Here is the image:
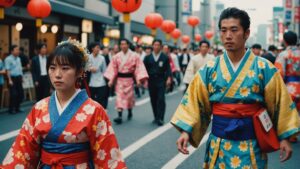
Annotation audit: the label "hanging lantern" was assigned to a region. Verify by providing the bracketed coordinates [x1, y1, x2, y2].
[144, 13, 163, 36]
[187, 16, 200, 27]
[27, 0, 52, 27]
[194, 34, 202, 42]
[181, 35, 190, 44]
[171, 28, 181, 43]
[160, 20, 176, 41]
[0, 0, 16, 19]
[112, 0, 142, 23]
[205, 31, 214, 40]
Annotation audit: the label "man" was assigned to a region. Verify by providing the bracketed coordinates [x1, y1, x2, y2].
[275, 31, 300, 142]
[172, 7, 299, 168]
[163, 45, 177, 92]
[19, 47, 30, 72]
[251, 43, 262, 56]
[101, 46, 111, 66]
[5, 45, 24, 114]
[178, 48, 190, 75]
[144, 40, 172, 126]
[183, 40, 214, 89]
[170, 47, 181, 86]
[88, 42, 108, 109]
[104, 39, 148, 124]
[31, 43, 50, 101]
[262, 45, 278, 64]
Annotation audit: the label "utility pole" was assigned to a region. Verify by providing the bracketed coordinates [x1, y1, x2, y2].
[200, 0, 210, 35]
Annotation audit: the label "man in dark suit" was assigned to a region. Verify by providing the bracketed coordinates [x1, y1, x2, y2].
[178, 48, 190, 75]
[31, 43, 50, 101]
[144, 39, 172, 126]
[262, 45, 278, 64]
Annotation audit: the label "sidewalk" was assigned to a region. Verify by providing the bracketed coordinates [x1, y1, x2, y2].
[0, 101, 35, 114]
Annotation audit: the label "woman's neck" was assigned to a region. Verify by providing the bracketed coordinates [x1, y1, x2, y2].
[56, 88, 77, 108]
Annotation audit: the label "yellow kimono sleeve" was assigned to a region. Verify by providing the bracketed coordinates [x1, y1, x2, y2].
[264, 71, 300, 140]
[171, 73, 211, 147]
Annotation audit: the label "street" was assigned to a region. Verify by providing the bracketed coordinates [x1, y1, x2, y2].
[0, 86, 299, 169]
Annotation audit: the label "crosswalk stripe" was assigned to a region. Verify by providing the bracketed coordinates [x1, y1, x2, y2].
[161, 133, 210, 169]
[0, 129, 20, 142]
[122, 123, 173, 159]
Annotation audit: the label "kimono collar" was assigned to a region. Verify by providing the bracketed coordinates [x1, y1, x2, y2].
[55, 89, 81, 115]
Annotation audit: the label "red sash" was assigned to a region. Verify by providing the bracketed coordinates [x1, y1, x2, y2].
[40, 149, 90, 169]
[213, 103, 280, 153]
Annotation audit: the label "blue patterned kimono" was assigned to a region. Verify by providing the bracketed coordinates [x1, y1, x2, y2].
[171, 49, 300, 169]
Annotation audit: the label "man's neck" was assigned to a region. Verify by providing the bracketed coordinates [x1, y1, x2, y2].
[93, 53, 98, 57]
[56, 88, 76, 108]
[227, 48, 246, 65]
[153, 51, 160, 56]
[122, 49, 128, 54]
[200, 52, 207, 57]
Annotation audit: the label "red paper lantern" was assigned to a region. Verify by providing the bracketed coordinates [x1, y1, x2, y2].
[144, 13, 163, 36]
[187, 16, 200, 27]
[161, 20, 176, 41]
[112, 0, 142, 23]
[194, 34, 202, 42]
[27, 0, 52, 27]
[0, 0, 16, 19]
[205, 31, 214, 40]
[171, 28, 181, 39]
[181, 35, 190, 44]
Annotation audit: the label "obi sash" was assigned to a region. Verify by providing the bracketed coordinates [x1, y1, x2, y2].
[212, 103, 261, 140]
[285, 76, 300, 82]
[212, 103, 280, 153]
[117, 72, 134, 78]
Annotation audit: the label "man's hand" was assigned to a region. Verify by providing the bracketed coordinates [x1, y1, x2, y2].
[166, 77, 172, 87]
[108, 80, 114, 88]
[176, 131, 190, 155]
[136, 80, 142, 87]
[35, 81, 39, 86]
[8, 79, 13, 86]
[89, 67, 97, 73]
[280, 139, 292, 162]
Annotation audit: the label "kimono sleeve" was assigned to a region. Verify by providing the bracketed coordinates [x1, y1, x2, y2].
[133, 55, 148, 82]
[274, 51, 287, 78]
[183, 59, 195, 84]
[1, 108, 41, 168]
[171, 70, 211, 147]
[87, 106, 127, 169]
[263, 68, 300, 140]
[104, 56, 118, 82]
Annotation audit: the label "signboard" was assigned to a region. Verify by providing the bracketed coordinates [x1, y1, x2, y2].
[295, 6, 300, 23]
[285, 0, 293, 9]
[285, 10, 292, 22]
[64, 24, 80, 34]
[82, 19, 93, 33]
[182, 0, 192, 15]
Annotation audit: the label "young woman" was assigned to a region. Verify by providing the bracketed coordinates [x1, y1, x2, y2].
[1, 39, 127, 169]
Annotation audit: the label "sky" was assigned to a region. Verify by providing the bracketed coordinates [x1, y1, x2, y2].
[193, 0, 283, 34]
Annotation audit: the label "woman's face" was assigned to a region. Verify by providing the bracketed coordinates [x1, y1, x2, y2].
[48, 59, 80, 92]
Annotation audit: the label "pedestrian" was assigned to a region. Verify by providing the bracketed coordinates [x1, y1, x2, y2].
[171, 7, 299, 168]
[19, 47, 30, 72]
[183, 40, 214, 89]
[104, 38, 148, 124]
[163, 45, 177, 92]
[31, 43, 51, 101]
[275, 30, 300, 142]
[170, 47, 181, 86]
[1, 39, 127, 169]
[179, 48, 190, 75]
[0, 54, 6, 105]
[144, 39, 172, 126]
[88, 42, 109, 109]
[5, 45, 24, 114]
[262, 45, 278, 64]
[251, 43, 262, 56]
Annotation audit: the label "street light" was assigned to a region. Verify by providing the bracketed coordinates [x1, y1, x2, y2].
[40, 25, 48, 33]
[15, 22, 23, 31]
[51, 25, 58, 34]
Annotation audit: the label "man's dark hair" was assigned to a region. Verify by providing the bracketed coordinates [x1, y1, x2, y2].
[36, 43, 47, 51]
[182, 48, 188, 52]
[283, 31, 298, 46]
[268, 45, 277, 52]
[199, 40, 210, 48]
[88, 42, 100, 53]
[119, 38, 130, 46]
[10, 45, 18, 52]
[152, 39, 162, 45]
[252, 43, 262, 49]
[218, 7, 250, 31]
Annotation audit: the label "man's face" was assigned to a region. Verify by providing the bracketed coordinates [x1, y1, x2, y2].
[200, 43, 209, 55]
[120, 41, 129, 52]
[220, 18, 249, 52]
[162, 45, 169, 54]
[12, 47, 20, 57]
[252, 48, 261, 56]
[152, 42, 161, 53]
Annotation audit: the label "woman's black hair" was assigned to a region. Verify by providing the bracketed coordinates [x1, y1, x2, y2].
[47, 42, 85, 73]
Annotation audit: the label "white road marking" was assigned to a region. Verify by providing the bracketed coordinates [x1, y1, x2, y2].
[161, 133, 210, 169]
[122, 123, 173, 159]
[0, 129, 20, 142]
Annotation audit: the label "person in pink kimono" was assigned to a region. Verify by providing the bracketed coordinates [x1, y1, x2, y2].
[104, 39, 148, 124]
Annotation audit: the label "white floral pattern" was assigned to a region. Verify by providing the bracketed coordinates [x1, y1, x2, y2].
[76, 113, 87, 122]
[34, 118, 41, 127]
[35, 99, 47, 111]
[287, 85, 296, 95]
[108, 148, 123, 169]
[42, 114, 50, 123]
[62, 131, 76, 143]
[14, 164, 24, 169]
[22, 119, 33, 135]
[108, 126, 115, 135]
[96, 120, 108, 137]
[97, 149, 107, 160]
[76, 163, 87, 169]
[83, 104, 96, 115]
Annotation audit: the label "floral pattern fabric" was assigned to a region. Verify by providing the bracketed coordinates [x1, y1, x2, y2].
[1, 97, 127, 169]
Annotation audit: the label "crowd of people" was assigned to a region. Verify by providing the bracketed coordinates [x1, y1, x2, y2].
[0, 6, 300, 169]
